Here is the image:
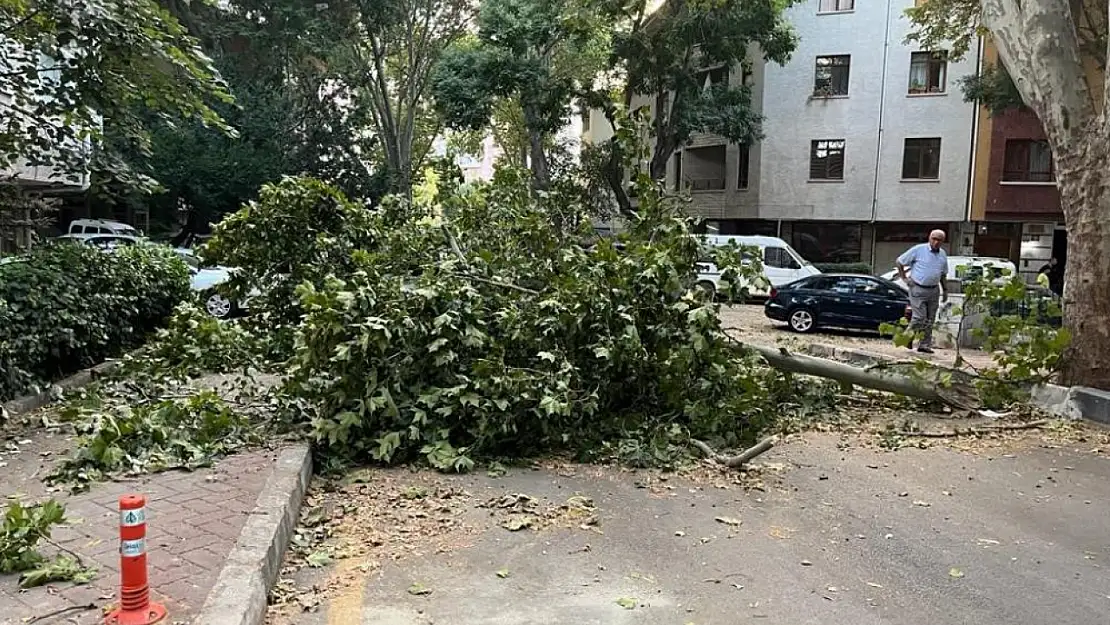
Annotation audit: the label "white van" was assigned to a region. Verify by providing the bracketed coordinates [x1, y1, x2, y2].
[67, 219, 142, 237]
[696, 235, 820, 297]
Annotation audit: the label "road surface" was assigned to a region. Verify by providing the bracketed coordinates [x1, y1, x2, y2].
[267, 431, 1110, 625]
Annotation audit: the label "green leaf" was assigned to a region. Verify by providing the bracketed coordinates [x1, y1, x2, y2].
[408, 582, 433, 596]
[616, 597, 637, 609]
[306, 550, 332, 568]
[496, 568, 510, 578]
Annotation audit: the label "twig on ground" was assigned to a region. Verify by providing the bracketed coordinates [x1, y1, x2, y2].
[37, 532, 87, 567]
[692, 435, 778, 468]
[24, 603, 96, 623]
[898, 419, 1049, 438]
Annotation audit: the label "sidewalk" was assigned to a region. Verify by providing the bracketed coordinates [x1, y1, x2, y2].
[0, 419, 277, 625]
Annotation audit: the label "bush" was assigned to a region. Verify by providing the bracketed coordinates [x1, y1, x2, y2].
[0, 243, 190, 400]
[814, 262, 873, 275]
[280, 166, 783, 469]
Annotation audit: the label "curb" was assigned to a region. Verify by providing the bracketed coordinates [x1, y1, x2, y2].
[2, 360, 120, 417]
[194, 444, 313, 625]
[794, 341, 1110, 426]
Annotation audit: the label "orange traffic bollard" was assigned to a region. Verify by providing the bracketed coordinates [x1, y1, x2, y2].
[105, 495, 167, 625]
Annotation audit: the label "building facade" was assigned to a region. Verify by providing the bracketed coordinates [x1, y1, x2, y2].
[585, 0, 982, 273]
[964, 40, 1098, 285]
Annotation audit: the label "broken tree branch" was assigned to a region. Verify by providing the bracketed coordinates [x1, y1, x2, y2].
[898, 419, 1049, 438]
[692, 435, 778, 468]
[743, 343, 946, 403]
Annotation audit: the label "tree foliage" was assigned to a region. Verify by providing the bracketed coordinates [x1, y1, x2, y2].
[202, 176, 380, 355]
[431, 0, 610, 187]
[323, 0, 474, 196]
[957, 63, 1026, 116]
[267, 159, 783, 468]
[0, 0, 234, 184]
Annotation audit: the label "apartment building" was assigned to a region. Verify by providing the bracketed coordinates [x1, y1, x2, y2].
[585, 0, 981, 273]
[965, 39, 1106, 284]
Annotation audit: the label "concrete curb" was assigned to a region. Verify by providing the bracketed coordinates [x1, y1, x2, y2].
[794, 341, 1110, 426]
[2, 360, 120, 416]
[194, 444, 313, 625]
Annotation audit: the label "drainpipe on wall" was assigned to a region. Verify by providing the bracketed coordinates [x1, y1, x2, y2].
[961, 36, 986, 256]
[868, 0, 894, 271]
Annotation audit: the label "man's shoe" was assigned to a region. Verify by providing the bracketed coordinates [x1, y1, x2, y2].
[917, 346, 934, 354]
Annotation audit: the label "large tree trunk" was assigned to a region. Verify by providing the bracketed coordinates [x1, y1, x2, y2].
[1058, 168, 1110, 387]
[981, 0, 1110, 389]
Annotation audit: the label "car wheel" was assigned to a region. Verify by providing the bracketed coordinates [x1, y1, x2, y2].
[204, 292, 234, 319]
[788, 307, 817, 333]
[696, 280, 717, 300]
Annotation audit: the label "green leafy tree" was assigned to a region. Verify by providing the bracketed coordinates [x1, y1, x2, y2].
[0, 0, 234, 184]
[431, 0, 610, 188]
[592, 0, 796, 213]
[324, 0, 473, 197]
[907, 0, 1110, 389]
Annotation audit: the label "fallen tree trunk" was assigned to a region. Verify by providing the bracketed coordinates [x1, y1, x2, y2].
[744, 343, 946, 403]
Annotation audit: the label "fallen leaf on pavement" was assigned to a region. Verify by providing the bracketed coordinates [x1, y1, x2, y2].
[408, 582, 433, 596]
[715, 516, 742, 527]
[500, 515, 535, 531]
[867, 582, 883, 588]
[496, 568, 510, 579]
[913, 500, 931, 507]
[305, 550, 331, 568]
[616, 597, 637, 609]
[949, 568, 965, 578]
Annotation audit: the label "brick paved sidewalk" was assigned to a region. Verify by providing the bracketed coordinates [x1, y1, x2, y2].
[1, 422, 277, 625]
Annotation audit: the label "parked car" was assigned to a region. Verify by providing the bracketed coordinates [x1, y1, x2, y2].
[764, 274, 911, 333]
[880, 255, 1016, 293]
[696, 235, 821, 298]
[54, 233, 142, 250]
[177, 249, 253, 319]
[67, 219, 142, 237]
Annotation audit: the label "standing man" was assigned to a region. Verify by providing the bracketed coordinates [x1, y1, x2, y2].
[896, 229, 948, 354]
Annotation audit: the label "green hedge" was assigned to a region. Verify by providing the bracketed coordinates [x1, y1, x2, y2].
[0, 243, 191, 401]
[813, 262, 874, 275]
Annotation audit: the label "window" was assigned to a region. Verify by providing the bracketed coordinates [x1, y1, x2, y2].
[673, 152, 683, 191]
[814, 55, 850, 96]
[902, 138, 941, 179]
[809, 139, 845, 180]
[764, 247, 800, 269]
[791, 222, 862, 263]
[697, 65, 728, 90]
[908, 51, 948, 94]
[1003, 139, 1055, 182]
[737, 143, 750, 190]
[818, 0, 854, 11]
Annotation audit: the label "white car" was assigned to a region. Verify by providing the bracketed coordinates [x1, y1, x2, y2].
[176, 249, 255, 319]
[880, 256, 1018, 291]
[55, 233, 143, 250]
[67, 218, 141, 237]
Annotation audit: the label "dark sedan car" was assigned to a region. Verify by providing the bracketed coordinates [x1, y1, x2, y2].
[764, 274, 911, 333]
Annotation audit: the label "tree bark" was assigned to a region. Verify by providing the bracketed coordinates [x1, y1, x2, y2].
[1058, 172, 1110, 387]
[745, 343, 947, 403]
[981, 0, 1110, 389]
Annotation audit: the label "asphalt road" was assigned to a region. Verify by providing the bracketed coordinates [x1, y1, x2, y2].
[269, 432, 1110, 625]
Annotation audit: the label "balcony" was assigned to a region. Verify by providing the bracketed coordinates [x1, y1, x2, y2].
[679, 145, 727, 193]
